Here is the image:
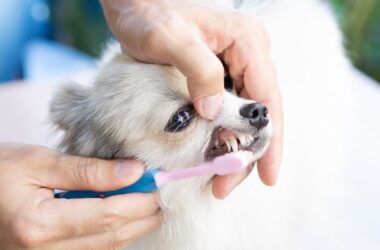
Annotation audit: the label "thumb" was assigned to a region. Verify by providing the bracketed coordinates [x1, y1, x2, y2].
[39, 154, 145, 192]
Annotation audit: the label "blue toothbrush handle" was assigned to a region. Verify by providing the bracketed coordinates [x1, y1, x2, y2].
[55, 169, 160, 199]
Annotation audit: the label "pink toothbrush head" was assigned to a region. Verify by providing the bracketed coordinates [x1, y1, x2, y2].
[154, 151, 255, 187]
[211, 151, 255, 175]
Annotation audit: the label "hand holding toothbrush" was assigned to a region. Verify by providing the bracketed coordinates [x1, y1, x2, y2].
[0, 144, 160, 249]
[56, 151, 255, 199]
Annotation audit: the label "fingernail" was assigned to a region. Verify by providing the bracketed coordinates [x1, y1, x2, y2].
[115, 160, 145, 179]
[198, 93, 223, 120]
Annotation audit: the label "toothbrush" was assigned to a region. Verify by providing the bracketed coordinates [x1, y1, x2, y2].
[54, 151, 254, 199]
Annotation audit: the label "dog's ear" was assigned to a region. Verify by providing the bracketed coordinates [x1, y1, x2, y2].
[49, 82, 93, 155]
[50, 82, 125, 159]
[50, 82, 89, 131]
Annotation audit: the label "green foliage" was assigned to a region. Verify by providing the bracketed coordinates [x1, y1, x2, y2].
[50, 0, 380, 83]
[51, 0, 110, 56]
[331, 0, 380, 83]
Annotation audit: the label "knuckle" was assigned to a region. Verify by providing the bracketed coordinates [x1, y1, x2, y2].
[141, 15, 182, 55]
[141, 24, 162, 54]
[100, 200, 130, 232]
[72, 157, 100, 188]
[141, 23, 167, 54]
[231, 14, 271, 51]
[108, 230, 131, 250]
[101, 213, 120, 232]
[192, 59, 224, 86]
[10, 216, 46, 248]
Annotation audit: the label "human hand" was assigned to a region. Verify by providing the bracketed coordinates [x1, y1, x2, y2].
[100, 0, 283, 198]
[0, 144, 160, 249]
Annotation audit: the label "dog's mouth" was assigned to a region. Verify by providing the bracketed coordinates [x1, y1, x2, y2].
[204, 127, 260, 161]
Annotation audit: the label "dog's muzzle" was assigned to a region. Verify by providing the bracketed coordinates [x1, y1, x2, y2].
[204, 101, 270, 161]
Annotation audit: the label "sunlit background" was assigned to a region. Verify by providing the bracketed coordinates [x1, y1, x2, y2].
[0, 0, 379, 84]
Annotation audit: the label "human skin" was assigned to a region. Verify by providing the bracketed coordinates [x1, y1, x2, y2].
[0, 144, 160, 249]
[100, 0, 284, 198]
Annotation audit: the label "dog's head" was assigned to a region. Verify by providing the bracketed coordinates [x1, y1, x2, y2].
[50, 48, 272, 174]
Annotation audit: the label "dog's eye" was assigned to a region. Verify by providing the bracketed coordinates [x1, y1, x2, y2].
[165, 106, 194, 133]
[224, 74, 234, 92]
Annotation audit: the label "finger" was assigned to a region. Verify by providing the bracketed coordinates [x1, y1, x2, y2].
[256, 93, 283, 185]
[212, 163, 254, 199]
[32, 193, 159, 243]
[244, 58, 283, 185]
[34, 152, 145, 191]
[159, 25, 225, 120]
[224, 32, 283, 185]
[42, 216, 161, 250]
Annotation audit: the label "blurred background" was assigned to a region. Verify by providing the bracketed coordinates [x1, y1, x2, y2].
[0, 0, 379, 84]
[331, 0, 380, 84]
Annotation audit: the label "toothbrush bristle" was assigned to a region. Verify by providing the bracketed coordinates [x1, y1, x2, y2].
[212, 151, 254, 175]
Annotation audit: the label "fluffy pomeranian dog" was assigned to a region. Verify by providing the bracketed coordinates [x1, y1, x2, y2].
[50, 41, 272, 250]
[50, 0, 372, 249]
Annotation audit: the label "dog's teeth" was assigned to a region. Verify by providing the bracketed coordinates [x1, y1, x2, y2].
[231, 140, 239, 152]
[247, 135, 254, 143]
[246, 135, 251, 145]
[225, 140, 232, 152]
[237, 133, 246, 146]
[215, 140, 220, 147]
[228, 137, 239, 152]
[245, 134, 253, 145]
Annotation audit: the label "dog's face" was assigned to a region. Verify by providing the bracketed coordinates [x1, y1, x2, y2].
[51, 51, 272, 174]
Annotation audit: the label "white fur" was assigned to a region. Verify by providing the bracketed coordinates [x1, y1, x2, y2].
[131, 0, 379, 249]
[50, 0, 380, 249]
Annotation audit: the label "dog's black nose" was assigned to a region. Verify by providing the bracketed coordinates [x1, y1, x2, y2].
[239, 103, 269, 130]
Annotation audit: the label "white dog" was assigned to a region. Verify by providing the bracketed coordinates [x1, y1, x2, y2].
[51, 41, 273, 250]
[51, 0, 380, 249]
